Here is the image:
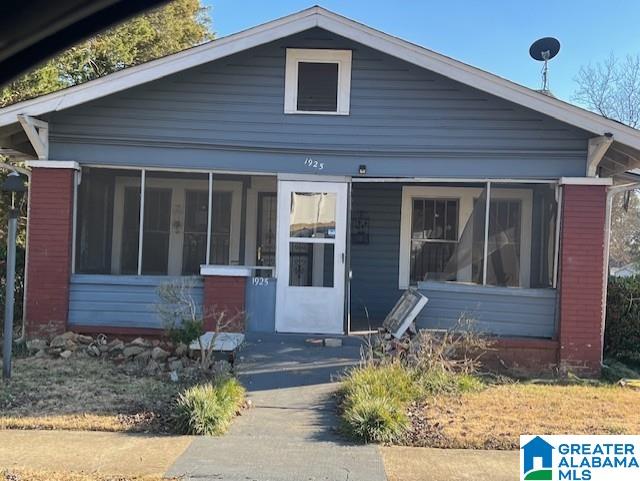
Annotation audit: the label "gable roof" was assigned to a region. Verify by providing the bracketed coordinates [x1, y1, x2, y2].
[2, 6, 640, 156]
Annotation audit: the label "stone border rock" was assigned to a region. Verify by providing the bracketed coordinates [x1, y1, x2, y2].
[26, 331, 232, 382]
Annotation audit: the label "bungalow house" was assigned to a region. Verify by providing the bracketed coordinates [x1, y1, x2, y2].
[1, 7, 639, 375]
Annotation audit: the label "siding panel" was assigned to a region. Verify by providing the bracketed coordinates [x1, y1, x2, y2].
[416, 282, 557, 338]
[68, 275, 203, 329]
[49, 28, 589, 178]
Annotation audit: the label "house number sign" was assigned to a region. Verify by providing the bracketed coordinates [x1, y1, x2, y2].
[304, 157, 324, 170]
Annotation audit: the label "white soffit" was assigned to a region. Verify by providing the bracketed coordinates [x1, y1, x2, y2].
[2, 7, 640, 151]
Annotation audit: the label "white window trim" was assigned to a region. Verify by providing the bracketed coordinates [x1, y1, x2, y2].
[284, 48, 352, 115]
[399, 185, 533, 289]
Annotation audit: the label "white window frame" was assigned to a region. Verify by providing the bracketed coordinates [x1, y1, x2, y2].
[398, 185, 532, 289]
[284, 48, 352, 115]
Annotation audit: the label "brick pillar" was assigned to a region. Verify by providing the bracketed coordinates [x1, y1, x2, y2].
[25, 167, 75, 338]
[203, 276, 246, 332]
[558, 184, 607, 376]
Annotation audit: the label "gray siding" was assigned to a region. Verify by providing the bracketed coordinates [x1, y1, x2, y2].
[245, 277, 276, 332]
[49, 28, 589, 178]
[349, 183, 557, 338]
[416, 281, 557, 338]
[68, 275, 203, 329]
[350, 183, 402, 330]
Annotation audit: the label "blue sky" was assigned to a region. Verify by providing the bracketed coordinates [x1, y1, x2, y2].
[202, 0, 640, 104]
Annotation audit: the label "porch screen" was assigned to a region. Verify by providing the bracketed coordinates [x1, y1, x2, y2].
[142, 171, 209, 276]
[75, 167, 141, 275]
[475, 183, 557, 288]
[410, 186, 487, 285]
[409, 198, 458, 283]
[407, 183, 557, 288]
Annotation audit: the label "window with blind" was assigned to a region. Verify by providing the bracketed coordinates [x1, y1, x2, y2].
[284, 49, 352, 115]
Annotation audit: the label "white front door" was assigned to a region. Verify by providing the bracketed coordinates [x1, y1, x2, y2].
[275, 180, 347, 334]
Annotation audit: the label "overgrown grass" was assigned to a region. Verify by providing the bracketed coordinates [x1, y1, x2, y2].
[340, 362, 483, 443]
[417, 369, 484, 396]
[0, 356, 246, 435]
[340, 363, 417, 443]
[0, 357, 182, 432]
[174, 378, 245, 435]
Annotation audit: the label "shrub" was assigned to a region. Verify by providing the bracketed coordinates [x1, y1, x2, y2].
[156, 279, 204, 346]
[342, 362, 419, 404]
[156, 279, 245, 370]
[407, 317, 492, 375]
[341, 394, 408, 443]
[174, 378, 245, 435]
[0, 242, 25, 334]
[605, 276, 640, 366]
[341, 365, 411, 442]
[417, 368, 484, 396]
[340, 363, 416, 443]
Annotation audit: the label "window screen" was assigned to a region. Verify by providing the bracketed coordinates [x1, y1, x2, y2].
[141, 187, 172, 275]
[210, 191, 232, 264]
[182, 190, 209, 275]
[75, 167, 141, 275]
[410, 199, 458, 283]
[296, 62, 338, 112]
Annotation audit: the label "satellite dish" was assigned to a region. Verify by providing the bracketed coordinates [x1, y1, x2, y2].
[529, 37, 561, 61]
[529, 37, 561, 92]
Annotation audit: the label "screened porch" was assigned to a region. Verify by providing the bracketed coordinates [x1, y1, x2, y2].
[70, 167, 278, 330]
[349, 180, 560, 338]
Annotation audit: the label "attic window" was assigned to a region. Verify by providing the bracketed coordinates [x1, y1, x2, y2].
[284, 49, 352, 115]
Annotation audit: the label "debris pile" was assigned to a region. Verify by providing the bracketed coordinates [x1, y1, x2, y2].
[374, 321, 418, 358]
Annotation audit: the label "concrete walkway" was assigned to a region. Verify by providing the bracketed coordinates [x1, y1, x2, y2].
[167, 334, 387, 481]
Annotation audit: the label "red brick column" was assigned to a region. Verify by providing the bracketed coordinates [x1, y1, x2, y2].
[25, 167, 75, 338]
[203, 276, 246, 332]
[558, 184, 608, 376]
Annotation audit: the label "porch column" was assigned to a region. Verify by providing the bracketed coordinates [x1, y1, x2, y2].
[201, 266, 251, 332]
[24, 161, 78, 338]
[557, 181, 609, 376]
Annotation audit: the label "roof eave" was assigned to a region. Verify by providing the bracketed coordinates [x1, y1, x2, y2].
[2, 6, 640, 153]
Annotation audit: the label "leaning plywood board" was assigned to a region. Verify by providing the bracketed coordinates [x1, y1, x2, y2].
[383, 289, 428, 338]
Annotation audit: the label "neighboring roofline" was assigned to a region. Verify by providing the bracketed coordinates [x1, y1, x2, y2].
[2, 6, 640, 152]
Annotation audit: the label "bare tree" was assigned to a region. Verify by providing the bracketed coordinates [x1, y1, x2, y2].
[575, 55, 640, 272]
[574, 53, 640, 128]
[156, 278, 244, 370]
[609, 191, 640, 269]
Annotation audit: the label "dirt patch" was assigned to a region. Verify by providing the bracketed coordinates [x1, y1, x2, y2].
[0, 357, 185, 433]
[405, 383, 640, 449]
